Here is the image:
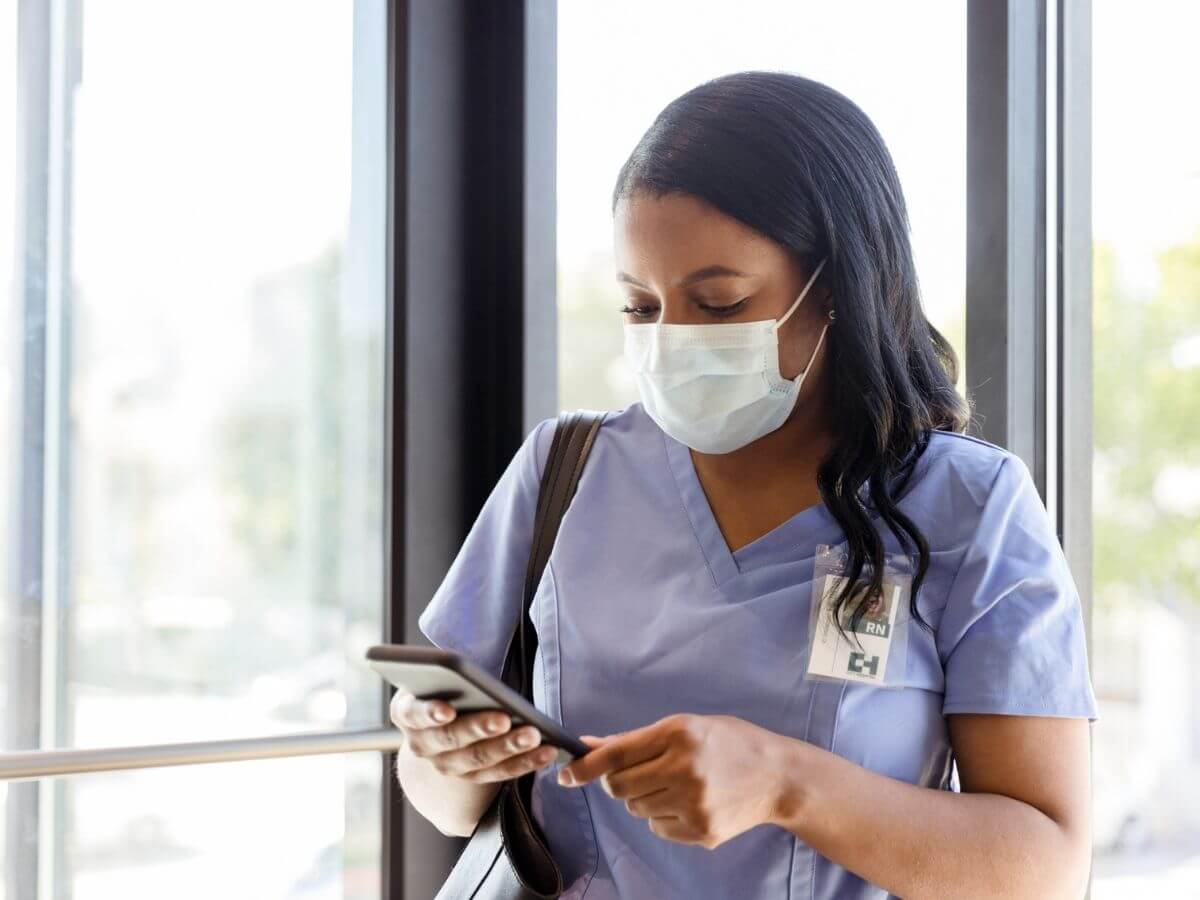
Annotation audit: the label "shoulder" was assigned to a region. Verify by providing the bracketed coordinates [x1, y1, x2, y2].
[908, 429, 1037, 515]
[527, 401, 661, 479]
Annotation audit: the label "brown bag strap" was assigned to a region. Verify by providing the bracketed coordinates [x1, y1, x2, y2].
[500, 410, 606, 699]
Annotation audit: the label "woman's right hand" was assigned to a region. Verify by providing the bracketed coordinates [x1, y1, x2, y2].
[390, 691, 559, 783]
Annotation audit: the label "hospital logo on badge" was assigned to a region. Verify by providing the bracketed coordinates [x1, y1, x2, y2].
[807, 573, 901, 686]
[847, 652, 880, 677]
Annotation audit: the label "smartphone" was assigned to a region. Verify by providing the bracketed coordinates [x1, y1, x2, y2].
[366, 643, 590, 765]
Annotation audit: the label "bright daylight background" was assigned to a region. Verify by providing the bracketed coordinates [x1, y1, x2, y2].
[1, 1, 386, 897]
[0, 1, 1197, 898]
[556, 2, 1200, 898]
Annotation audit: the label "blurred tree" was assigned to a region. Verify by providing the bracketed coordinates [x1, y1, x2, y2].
[219, 243, 343, 606]
[1094, 234, 1200, 613]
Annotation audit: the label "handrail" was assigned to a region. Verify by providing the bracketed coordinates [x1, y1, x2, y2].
[0, 727, 407, 783]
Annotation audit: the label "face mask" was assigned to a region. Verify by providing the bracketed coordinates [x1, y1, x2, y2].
[623, 257, 831, 454]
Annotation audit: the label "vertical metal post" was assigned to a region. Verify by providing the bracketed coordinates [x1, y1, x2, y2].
[1056, 0, 1092, 671]
[382, 1, 409, 895]
[970, 1, 1096, 892]
[966, 0, 1048, 493]
[1056, 1, 1093, 895]
[43, 0, 82, 894]
[7, 0, 82, 892]
[382, 1, 558, 897]
[7, 1, 50, 896]
[459, 0, 558, 519]
[521, 0, 558, 434]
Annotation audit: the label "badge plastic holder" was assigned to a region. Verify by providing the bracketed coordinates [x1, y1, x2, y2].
[804, 542, 913, 689]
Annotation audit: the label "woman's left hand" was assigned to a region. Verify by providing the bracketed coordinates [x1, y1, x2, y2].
[556, 713, 792, 850]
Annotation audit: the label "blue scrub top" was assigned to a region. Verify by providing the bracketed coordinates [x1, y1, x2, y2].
[418, 403, 1099, 900]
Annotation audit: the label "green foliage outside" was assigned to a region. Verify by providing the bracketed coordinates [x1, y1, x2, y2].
[1094, 236, 1200, 616]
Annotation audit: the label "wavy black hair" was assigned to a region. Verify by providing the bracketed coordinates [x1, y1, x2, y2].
[612, 70, 971, 641]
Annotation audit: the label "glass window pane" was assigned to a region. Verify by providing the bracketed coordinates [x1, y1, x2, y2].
[64, 753, 379, 899]
[1091, 2, 1200, 894]
[38, 1, 383, 748]
[2, 2, 19, 889]
[557, 0, 965, 411]
[0, 0, 17, 715]
[3, 0, 387, 896]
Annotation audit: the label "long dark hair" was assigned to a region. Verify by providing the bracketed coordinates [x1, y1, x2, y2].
[612, 71, 971, 640]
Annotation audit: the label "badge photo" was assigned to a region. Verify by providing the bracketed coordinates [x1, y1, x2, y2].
[804, 543, 913, 689]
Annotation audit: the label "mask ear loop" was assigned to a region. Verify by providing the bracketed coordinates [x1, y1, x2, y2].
[792, 313, 833, 388]
[774, 257, 828, 331]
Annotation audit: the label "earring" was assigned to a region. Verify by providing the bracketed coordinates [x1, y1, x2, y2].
[827, 308, 836, 322]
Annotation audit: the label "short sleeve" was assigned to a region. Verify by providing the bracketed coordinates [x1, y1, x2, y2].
[937, 453, 1099, 722]
[416, 416, 556, 680]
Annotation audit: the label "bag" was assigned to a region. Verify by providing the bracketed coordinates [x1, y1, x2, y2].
[434, 409, 606, 900]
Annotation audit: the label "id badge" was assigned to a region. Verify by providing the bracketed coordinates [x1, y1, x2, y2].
[804, 543, 912, 689]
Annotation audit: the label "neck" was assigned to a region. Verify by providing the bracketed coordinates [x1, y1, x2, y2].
[690, 395, 835, 491]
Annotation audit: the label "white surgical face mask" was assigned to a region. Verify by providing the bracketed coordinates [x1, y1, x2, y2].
[623, 257, 831, 454]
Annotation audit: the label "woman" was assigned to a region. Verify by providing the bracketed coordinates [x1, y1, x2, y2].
[392, 71, 1098, 899]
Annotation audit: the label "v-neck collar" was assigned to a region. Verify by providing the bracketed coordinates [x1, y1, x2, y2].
[662, 430, 839, 588]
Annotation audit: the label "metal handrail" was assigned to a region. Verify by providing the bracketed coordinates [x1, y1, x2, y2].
[0, 727, 407, 783]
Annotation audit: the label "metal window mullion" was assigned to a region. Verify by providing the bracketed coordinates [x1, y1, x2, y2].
[8, 2, 52, 898]
[971, 2, 1097, 895]
[382, 0, 408, 898]
[1056, 1, 1093, 896]
[1056, 0, 1092, 670]
[40, 0, 83, 896]
[384, 1, 559, 896]
[966, 0, 1048, 490]
[522, 0, 558, 432]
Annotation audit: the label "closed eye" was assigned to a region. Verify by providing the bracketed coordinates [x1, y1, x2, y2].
[619, 296, 751, 321]
[699, 297, 749, 318]
[619, 304, 659, 320]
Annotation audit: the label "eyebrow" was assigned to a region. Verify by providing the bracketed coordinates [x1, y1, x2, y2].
[616, 264, 751, 289]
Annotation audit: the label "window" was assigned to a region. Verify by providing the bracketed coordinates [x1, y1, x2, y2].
[60, 755, 380, 897]
[557, 0, 966, 412]
[0, 6, 15, 880]
[1090, 3, 1200, 895]
[3, 2, 1178, 895]
[2, 2, 387, 896]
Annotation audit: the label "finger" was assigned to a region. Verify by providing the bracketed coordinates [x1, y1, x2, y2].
[463, 743, 561, 784]
[433, 724, 545, 777]
[406, 710, 510, 757]
[559, 725, 666, 787]
[389, 691, 417, 729]
[601, 753, 671, 801]
[390, 692, 455, 731]
[624, 786, 677, 819]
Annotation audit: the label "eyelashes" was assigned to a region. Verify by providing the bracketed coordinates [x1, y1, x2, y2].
[619, 304, 657, 320]
[618, 298, 750, 320]
[704, 297, 750, 318]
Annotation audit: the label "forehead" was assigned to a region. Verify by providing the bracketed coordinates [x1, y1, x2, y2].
[613, 191, 784, 279]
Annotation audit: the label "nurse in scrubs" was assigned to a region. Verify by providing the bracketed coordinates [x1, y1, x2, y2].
[392, 70, 1098, 900]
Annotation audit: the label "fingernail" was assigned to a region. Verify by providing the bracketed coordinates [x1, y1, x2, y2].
[486, 718, 503, 733]
[558, 770, 575, 786]
[432, 707, 450, 722]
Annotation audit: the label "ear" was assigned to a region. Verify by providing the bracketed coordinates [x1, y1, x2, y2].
[819, 283, 836, 321]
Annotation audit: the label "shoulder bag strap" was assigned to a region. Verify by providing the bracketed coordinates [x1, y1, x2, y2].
[499, 409, 606, 699]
